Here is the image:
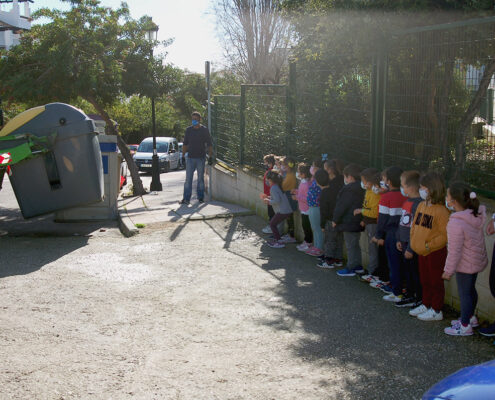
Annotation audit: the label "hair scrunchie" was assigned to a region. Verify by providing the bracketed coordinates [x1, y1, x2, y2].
[470, 192, 477, 199]
[288, 162, 294, 168]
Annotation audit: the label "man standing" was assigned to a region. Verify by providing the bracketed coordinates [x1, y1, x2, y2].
[180, 111, 213, 205]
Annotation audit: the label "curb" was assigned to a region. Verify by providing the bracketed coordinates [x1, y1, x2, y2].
[118, 209, 139, 237]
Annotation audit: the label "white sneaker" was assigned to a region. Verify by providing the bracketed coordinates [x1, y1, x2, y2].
[383, 294, 403, 302]
[417, 308, 443, 321]
[451, 315, 479, 328]
[409, 304, 428, 317]
[280, 234, 297, 244]
[262, 225, 272, 234]
[296, 242, 311, 251]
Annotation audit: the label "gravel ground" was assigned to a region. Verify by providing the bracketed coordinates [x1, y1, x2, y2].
[1, 215, 493, 400]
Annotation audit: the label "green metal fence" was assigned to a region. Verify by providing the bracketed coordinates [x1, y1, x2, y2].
[212, 16, 495, 197]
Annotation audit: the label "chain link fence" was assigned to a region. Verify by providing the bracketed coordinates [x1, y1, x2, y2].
[212, 17, 495, 197]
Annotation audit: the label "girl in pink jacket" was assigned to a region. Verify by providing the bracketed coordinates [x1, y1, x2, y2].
[442, 181, 488, 337]
[293, 163, 313, 251]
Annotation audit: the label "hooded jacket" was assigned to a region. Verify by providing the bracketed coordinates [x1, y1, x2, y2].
[443, 206, 488, 277]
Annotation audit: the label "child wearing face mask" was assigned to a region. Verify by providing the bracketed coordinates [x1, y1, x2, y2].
[305, 159, 325, 256]
[293, 163, 313, 251]
[442, 182, 488, 336]
[409, 171, 450, 321]
[332, 163, 365, 277]
[394, 170, 423, 309]
[261, 154, 276, 234]
[317, 159, 345, 268]
[372, 166, 407, 300]
[354, 168, 381, 280]
[281, 156, 298, 243]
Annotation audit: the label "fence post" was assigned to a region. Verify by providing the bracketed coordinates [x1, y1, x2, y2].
[371, 47, 388, 170]
[286, 60, 297, 157]
[488, 88, 494, 124]
[240, 85, 246, 165]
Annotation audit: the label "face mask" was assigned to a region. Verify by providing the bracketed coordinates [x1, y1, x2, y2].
[281, 165, 287, 172]
[380, 180, 389, 190]
[419, 188, 428, 200]
[296, 172, 300, 180]
[344, 178, 349, 185]
[360, 182, 366, 190]
[445, 200, 455, 211]
[310, 166, 316, 176]
[192, 120, 199, 127]
[400, 187, 408, 197]
[372, 186, 380, 195]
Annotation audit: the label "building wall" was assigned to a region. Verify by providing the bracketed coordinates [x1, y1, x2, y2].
[211, 162, 495, 322]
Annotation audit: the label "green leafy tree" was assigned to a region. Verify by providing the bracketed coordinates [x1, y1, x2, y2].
[0, 0, 178, 195]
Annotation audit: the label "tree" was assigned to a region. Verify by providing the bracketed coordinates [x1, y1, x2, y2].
[213, 0, 294, 84]
[0, 0, 177, 196]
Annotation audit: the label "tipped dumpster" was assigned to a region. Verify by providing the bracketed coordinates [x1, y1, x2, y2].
[0, 103, 104, 218]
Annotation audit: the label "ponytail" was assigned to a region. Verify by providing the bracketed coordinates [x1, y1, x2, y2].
[448, 181, 480, 217]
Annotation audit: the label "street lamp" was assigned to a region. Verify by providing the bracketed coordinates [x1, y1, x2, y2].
[146, 19, 162, 192]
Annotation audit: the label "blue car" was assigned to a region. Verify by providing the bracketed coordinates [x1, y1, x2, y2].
[422, 360, 495, 400]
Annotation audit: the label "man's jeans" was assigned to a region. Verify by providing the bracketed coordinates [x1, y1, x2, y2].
[183, 156, 205, 201]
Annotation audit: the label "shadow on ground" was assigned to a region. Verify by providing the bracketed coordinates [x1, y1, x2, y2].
[204, 215, 494, 400]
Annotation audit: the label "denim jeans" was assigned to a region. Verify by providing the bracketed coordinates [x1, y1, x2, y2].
[456, 272, 478, 325]
[308, 206, 323, 250]
[183, 156, 205, 201]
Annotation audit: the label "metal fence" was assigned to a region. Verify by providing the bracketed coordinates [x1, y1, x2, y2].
[212, 16, 495, 197]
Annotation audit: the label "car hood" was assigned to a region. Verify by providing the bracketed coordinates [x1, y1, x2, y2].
[134, 151, 168, 159]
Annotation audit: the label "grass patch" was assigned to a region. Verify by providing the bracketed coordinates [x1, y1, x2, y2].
[135, 223, 146, 229]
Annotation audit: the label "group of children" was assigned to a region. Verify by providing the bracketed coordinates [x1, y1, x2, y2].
[261, 154, 494, 337]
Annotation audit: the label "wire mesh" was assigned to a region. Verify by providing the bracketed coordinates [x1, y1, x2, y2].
[213, 95, 241, 166]
[385, 20, 495, 194]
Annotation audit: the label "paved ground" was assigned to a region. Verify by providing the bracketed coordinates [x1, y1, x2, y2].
[1, 169, 494, 399]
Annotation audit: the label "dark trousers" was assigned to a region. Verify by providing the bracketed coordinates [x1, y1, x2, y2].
[287, 212, 295, 237]
[267, 205, 275, 220]
[400, 242, 422, 301]
[418, 247, 447, 312]
[301, 213, 313, 243]
[456, 272, 478, 325]
[374, 243, 390, 282]
[324, 220, 344, 260]
[385, 232, 403, 296]
[270, 213, 292, 240]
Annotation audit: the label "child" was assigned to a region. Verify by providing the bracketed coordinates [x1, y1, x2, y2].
[372, 166, 406, 300]
[263, 171, 293, 249]
[354, 168, 381, 280]
[261, 154, 275, 234]
[479, 213, 495, 337]
[395, 171, 423, 308]
[442, 182, 488, 336]
[305, 168, 326, 256]
[318, 159, 345, 268]
[281, 156, 298, 243]
[293, 163, 313, 251]
[333, 163, 365, 277]
[409, 171, 450, 321]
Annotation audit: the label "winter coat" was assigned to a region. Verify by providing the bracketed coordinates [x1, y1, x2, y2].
[443, 206, 488, 277]
[332, 181, 365, 232]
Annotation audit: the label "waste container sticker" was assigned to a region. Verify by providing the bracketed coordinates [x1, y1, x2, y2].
[0, 152, 11, 164]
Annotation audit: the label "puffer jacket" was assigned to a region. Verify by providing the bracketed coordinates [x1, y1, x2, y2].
[443, 206, 488, 277]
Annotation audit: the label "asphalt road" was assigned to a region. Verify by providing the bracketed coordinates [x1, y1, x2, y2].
[0, 170, 494, 399]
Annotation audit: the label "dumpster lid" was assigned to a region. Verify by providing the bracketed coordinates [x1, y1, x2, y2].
[0, 106, 46, 137]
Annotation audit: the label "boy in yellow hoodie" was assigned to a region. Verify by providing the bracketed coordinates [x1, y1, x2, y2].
[409, 171, 450, 322]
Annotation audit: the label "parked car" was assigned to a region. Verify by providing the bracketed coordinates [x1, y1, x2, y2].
[422, 360, 495, 400]
[133, 137, 180, 173]
[128, 144, 139, 156]
[120, 159, 128, 190]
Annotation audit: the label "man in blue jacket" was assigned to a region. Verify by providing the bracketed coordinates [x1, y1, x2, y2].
[180, 112, 213, 205]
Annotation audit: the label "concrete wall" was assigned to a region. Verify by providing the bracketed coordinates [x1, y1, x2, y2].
[211, 163, 495, 322]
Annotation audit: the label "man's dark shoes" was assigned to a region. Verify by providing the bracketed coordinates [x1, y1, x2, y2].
[179, 199, 190, 205]
[198, 198, 204, 203]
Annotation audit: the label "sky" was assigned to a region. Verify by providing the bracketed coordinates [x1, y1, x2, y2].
[28, 0, 223, 74]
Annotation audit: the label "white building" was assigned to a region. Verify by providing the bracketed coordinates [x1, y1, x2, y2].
[0, 0, 32, 50]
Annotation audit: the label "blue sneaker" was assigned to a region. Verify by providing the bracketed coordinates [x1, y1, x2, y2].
[380, 284, 393, 294]
[337, 268, 356, 277]
[353, 266, 365, 274]
[479, 322, 495, 337]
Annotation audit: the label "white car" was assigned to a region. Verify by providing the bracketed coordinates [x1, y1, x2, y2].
[133, 137, 180, 173]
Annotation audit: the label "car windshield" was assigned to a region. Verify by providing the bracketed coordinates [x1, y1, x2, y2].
[138, 141, 168, 153]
